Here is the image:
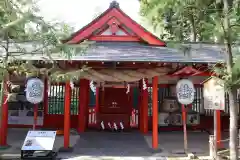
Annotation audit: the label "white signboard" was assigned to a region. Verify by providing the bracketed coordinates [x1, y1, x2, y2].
[176, 79, 195, 105]
[26, 78, 44, 104]
[22, 131, 56, 151]
[203, 77, 225, 110]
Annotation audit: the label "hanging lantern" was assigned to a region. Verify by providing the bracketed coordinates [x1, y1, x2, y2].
[25, 78, 44, 104]
[90, 80, 96, 95]
[142, 78, 147, 90]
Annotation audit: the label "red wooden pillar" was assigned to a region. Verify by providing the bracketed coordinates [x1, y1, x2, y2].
[216, 110, 222, 148]
[43, 78, 48, 127]
[77, 79, 89, 133]
[0, 81, 8, 147]
[95, 87, 99, 124]
[64, 81, 71, 148]
[142, 79, 148, 134]
[152, 76, 159, 149]
[138, 80, 143, 131]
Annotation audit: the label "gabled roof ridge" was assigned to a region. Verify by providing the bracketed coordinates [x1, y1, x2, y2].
[62, 1, 166, 46]
[61, 6, 113, 43]
[115, 7, 166, 46]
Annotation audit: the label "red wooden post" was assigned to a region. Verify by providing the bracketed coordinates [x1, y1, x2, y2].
[78, 79, 89, 133]
[0, 82, 8, 146]
[64, 81, 71, 148]
[95, 87, 99, 113]
[138, 80, 143, 131]
[182, 104, 188, 153]
[216, 110, 222, 148]
[152, 76, 158, 149]
[43, 78, 48, 124]
[142, 78, 148, 134]
[33, 104, 38, 130]
[95, 87, 99, 125]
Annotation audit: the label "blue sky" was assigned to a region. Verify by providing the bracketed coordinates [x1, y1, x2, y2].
[37, 0, 140, 31]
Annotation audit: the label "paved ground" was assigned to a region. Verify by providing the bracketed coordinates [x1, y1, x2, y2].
[0, 128, 228, 159]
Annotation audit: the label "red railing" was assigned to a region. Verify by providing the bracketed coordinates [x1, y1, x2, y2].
[88, 108, 139, 128]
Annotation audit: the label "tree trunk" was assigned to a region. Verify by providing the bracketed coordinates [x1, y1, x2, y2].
[189, 14, 197, 42]
[222, 0, 238, 159]
[229, 88, 239, 160]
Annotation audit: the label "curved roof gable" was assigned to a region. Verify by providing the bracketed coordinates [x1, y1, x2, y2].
[64, 1, 166, 46]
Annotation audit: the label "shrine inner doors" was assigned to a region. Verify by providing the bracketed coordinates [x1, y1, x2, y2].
[98, 87, 131, 130]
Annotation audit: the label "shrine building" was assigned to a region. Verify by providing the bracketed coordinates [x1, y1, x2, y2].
[0, 1, 231, 150]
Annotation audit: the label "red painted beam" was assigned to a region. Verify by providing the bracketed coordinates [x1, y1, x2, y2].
[89, 35, 140, 42]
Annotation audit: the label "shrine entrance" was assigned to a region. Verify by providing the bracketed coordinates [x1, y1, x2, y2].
[98, 87, 132, 131]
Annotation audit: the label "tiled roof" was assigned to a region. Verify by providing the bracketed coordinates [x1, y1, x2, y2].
[0, 41, 228, 63]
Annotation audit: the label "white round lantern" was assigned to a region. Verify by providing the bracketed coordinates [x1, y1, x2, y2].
[25, 78, 44, 104]
[176, 79, 195, 105]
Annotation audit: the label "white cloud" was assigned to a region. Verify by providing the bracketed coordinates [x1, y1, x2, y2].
[37, 0, 140, 31]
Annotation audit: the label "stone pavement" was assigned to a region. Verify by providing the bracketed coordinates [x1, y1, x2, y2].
[0, 128, 226, 159]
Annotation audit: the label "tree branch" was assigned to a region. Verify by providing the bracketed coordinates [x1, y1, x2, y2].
[0, 15, 30, 34]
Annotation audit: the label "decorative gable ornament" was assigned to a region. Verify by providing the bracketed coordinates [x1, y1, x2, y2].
[171, 66, 202, 76]
[64, 1, 165, 46]
[25, 78, 44, 104]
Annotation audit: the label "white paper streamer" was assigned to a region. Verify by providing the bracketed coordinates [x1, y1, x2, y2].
[70, 81, 74, 89]
[90, 80, 96, 95]
[119, 122, 124, 130]
[142, 78, 147, 90]
[113, 122, 118, 130]
[108, 122, 112, 129]
[101, 121, 105, 130]
[126, 83, 130, 94]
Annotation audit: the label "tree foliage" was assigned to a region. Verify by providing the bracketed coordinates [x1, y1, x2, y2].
[0, 0, 92, 82]
[0, 0, 93, 115]
[141, 0, 240, 159]
[140, 0, 240, 43]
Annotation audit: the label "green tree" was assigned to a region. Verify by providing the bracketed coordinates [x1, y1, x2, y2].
[141, 0, 240, 159]
[0, 0, 90, 141]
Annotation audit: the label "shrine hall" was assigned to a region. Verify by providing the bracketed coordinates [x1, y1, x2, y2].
[0, 1, 230, 150]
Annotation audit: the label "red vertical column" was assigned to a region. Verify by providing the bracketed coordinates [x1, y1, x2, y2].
[216, 110, 222, 148]
[142, 78, 149, 134]
[152, 76, 159, 149]
[43, 78, 48, 127]
[64, 81, 71, 148]
[78, 79, 89, 133]
[0, 81, 8, 146]
[95, 87, 99, 123]
[138, 80, 143, 132]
